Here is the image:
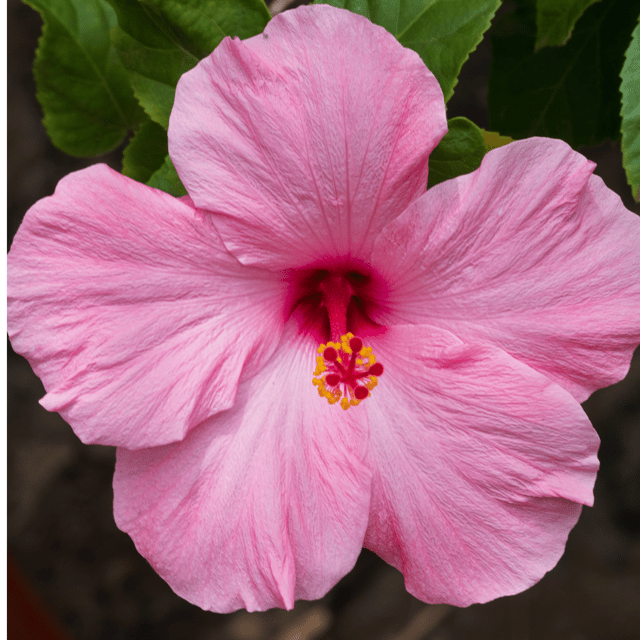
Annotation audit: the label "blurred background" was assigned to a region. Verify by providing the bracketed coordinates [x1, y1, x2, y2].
[7, 0, 640, 638]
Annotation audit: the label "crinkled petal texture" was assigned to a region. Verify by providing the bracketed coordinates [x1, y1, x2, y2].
[372, 138, 640, 402]
[7, 164, 287, 449]
[364, 325, 599, 606]
[169, 4, 446, 270]
[114, 325, 371, 612]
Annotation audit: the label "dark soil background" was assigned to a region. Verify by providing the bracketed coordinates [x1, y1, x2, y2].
[7, 0, 640, 638]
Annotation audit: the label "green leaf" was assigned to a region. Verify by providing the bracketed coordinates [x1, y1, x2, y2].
[108, 0, 270, 129]
[427, 117, 486, 188]
[397, 0, 501, 102]
[25, 0, 142, 156]
[122, 118, 168, 182]
[127, 74, 177, 130]
[535, 0, 600, 49]
[147, 154, 187, 196]
[317, 0, 501, 102]
[110, 25, 192, 128]
[108, 0, 199, 84]
[142, 0, 271, 59]
[489, 0, 640, 147]
[621, 18, 640, 201]
[107, 0, 196, 129]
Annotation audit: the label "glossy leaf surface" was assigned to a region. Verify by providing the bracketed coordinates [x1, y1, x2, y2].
[535, 0, 600, 48]
[27, 0, 142, 155]
[122, 118, 169, 183]
[489, 0, 640, 147]
[427, 117, 486, 188]
[147, 154, 187, 196]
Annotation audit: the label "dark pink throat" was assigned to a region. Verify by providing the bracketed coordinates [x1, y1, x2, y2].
[286, 263, 386, 343]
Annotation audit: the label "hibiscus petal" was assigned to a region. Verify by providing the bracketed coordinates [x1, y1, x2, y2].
[169, 4, 446, 270]
[8, 164, 287, 449]
[364, 325, 599, 606]
[371, 138, 640, 401]
[113, 324, 371, 612]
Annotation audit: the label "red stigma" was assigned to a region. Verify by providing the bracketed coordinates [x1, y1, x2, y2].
[354, 386, 369, 400]
[323, 347, 338, 362]
[368, 362, 383, 376]
[325, 373, 341, 386]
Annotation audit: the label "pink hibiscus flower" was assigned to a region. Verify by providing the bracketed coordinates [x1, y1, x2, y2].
[8, 4, 640, 613]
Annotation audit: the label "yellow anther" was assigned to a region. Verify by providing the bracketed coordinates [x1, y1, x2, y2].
[318, 344, 327, 354]
[340, 397, 350, 410]
[361, 347, 372, 357]
[314, 356, 327, 375]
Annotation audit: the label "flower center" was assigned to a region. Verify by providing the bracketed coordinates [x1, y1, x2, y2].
[313, 334, 384, 410]
[310, 271, 383, 409]
[286, 264, 386, 408]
